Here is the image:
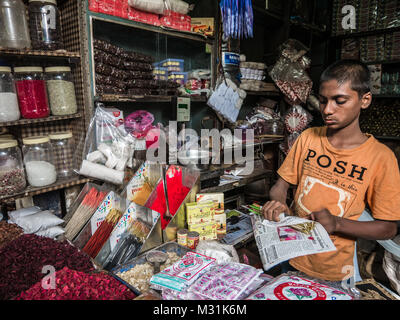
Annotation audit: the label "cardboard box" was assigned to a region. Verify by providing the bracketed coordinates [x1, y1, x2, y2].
[186, 201, 214, 225]
[191, 18, 215, 36]
[196, 193, 224, 210]
[215, 212, 226, 236]
[188, 221, 217, 241]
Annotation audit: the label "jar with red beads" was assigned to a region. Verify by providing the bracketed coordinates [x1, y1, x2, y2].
[14, 66, 50, 119]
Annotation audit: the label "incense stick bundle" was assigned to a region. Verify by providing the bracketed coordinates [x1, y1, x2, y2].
[83, 209, 123, 259]
[64, 188, 107, 241]
[102, 219, 151, 270]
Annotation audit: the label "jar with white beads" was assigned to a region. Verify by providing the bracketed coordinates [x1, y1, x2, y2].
[22, 135, 57, 187]
[0, 66, 20, 122]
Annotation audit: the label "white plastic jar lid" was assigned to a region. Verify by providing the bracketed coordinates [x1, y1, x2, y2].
[0, 140, 18, 149]
[23, 135, 50, 145]
[45, 66, 71, 73]
[49, 131, 73, 140]
[0, 66, 12, 73]
[14, 66, 44, 73]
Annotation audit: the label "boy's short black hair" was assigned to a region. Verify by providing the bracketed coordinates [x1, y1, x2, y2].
[320, 60, 371, 98]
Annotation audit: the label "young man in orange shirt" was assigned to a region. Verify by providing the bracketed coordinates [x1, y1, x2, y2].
[262, 60, 400, 282]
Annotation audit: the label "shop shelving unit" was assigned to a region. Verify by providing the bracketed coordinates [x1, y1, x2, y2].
[328, 1, 400, 157]
[0, 0, 92, 205]
[80, 0, 217, 126]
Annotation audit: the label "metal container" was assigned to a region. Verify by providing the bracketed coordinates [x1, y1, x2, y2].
[110, 241, 190, 296]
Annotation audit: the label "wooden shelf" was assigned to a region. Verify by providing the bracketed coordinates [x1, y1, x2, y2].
[88, 11, 214, 44]
[0, 48, 80, 59]
[245, 90, 281, 97]
[200, 169, 273, 193]
[0, 113, 83, 127]
[0, 176, 91, 203]
[375, 136, 400, 141]
[95, 94, 207, 103]
[332, 26, 400, 39]
[373, 95, 400, 99]
[289, 20, 327, 37]
[365, 60, 400, 65]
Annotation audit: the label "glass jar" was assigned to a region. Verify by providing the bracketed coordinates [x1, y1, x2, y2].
[28, 0, 63, 50]
[0, 66, 20, 122]
[14, 66, 50, 119]
[22, 135, 57, 187]
[0, 0, 31, 49]
[49, 131, 75, 179]
[0, 139, 26, 196]
[45, 66, 77, 115]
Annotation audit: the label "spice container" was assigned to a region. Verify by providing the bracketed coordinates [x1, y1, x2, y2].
[14, 67, 50, 119]
[0, 0, 31, 49]
[0, 139, 26, 196]
[22, 135, 57, 187]
[0, 67, 20, 122]
[49, 131, 75, 179]
[177, 229, 188, 247]
[28, 0, 63, 50]
[187, 231, 199, 249]
[45, 66, 77, 115]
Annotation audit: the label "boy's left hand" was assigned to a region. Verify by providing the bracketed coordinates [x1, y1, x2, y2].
[309, 209, 339, 234]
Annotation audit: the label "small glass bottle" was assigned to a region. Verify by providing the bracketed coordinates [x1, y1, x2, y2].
[14, 66, 50, 119]
[49, 131, 75, 179]
[28, 0, 63, 50]
[22, 135, 57, 187]
[0, 139, 26, 196]
[45, 66, 78, 115]
[0, 66, 20, 122]
[0, 0, 31, 49]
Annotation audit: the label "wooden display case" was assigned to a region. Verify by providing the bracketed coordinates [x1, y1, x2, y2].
[0, 0, 91, 204]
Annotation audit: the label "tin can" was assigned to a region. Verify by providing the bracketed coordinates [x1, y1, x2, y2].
[187, 231, 200, 249]
[177, 229, 188, 247]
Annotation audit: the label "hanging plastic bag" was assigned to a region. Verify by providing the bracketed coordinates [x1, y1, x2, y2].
[124, 110, 155, 139]
[269, 39, 313, 105]
[279, 105, 313, 155]
[78, 106, 135, 185]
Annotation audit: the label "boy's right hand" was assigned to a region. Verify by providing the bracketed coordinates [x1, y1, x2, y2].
[262, 200, 290, 222]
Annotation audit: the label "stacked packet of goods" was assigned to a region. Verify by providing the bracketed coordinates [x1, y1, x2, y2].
[360, 35, 385, 62]
[160, 10, 191, 31]
[185, 201, 217, 242]
[89, 0, 161, 26]
[153, 58, 187, 87]
[385, 31, 400, 61]
[93, 39, 179, 96]
[196, 193, 226, 238]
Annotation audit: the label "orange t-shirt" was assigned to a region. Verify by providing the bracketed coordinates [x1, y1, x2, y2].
[277, 126, 400, 281]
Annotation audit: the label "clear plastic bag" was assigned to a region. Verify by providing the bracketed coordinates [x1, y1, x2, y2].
[269, 39, 313, 105]
[283, 105, 313, 134]
[195, 240, 240, 264]
[78, 106, 135, 185]
[245, 271, 359, 300]
[128, 0, 192, 15]
[178, 262, 263, 300]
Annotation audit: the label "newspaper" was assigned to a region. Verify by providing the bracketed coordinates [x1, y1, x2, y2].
[251, 214, 337, 270]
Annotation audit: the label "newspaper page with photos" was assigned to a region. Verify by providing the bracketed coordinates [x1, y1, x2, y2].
[251, 214, 337, 270]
